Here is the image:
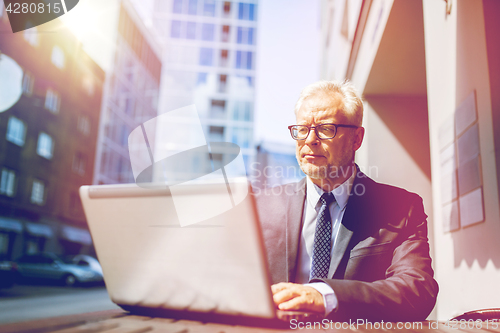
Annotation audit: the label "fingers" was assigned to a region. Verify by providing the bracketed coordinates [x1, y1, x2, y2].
[270, 283, 324, 313]
[278, 295, 313, 311]
[273, 286, 297, 305]
[271, 282, 293, 294]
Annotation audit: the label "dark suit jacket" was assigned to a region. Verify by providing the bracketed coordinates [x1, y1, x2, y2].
[255, 168, 439, 322]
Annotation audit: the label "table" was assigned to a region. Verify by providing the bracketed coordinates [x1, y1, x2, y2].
[1, 310, 499, 333]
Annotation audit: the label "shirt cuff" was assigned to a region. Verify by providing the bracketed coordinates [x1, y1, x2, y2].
[305, 282, 338, 316]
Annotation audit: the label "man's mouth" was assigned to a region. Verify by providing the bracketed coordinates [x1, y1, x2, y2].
[303, 154, 324, 159]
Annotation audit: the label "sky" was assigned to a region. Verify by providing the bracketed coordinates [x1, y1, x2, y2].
[254, 0, 321, 146]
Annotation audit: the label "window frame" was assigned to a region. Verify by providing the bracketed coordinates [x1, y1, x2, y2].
[51, 46, 65, 69]
[30, 179, 45, 205]
[44, 88, 60, 114]
[6, 116, 27, 147]
[23, 22, 39, 46]
[22, 72, 34, 95]
[36, 132, 54, 160]
[0, 168, 16, 197]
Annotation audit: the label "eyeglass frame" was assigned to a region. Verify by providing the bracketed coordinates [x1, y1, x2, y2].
[287, 123, 359, 140]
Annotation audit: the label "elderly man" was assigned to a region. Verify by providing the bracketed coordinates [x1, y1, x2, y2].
[257, 80, 438, 321]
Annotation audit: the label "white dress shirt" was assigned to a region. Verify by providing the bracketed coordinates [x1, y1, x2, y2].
[297, 171, 356, 315]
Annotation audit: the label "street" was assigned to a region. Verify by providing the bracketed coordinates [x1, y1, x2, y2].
[0, 283, 120, 324]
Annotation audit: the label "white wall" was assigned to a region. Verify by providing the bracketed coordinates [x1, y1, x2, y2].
[423, 0, 500, 320]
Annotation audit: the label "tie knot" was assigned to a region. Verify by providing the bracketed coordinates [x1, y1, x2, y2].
[320, 192, 335, 206]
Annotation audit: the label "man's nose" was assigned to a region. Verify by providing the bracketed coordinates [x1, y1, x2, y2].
[305, 127, 320, 145]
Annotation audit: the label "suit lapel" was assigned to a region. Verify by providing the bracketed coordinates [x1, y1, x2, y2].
[285, 178, 306, 282]
[328, 223, 353, 278]
[328, 168, 372, 278]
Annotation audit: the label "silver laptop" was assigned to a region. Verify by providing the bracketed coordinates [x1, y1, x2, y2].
[80, 180, 320, 324]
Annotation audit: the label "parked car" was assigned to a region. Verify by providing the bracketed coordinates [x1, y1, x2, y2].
[15, 253, 103, 286]
[0, 261, 18, 288]
[70, 254, 103, 276]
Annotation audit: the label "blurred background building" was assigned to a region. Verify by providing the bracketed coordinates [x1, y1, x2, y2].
[0, 14, 103, 259]
[91, 0, 162, 185]
[319, 0, 500, 320]
[149, 0, 258, 175]
[254, 141, 304, 188]
[0, 0, 162, 260]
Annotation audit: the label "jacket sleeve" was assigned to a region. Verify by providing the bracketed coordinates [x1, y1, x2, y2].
[315, 196, 439, 322]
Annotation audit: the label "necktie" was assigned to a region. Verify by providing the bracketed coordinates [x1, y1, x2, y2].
[310, 192, 335, 280]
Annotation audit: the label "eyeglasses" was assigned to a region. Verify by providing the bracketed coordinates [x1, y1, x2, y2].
[287, 123, 359, 140]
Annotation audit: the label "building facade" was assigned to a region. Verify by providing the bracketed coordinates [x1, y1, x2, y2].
[320, 0, 500, 320]
[0, 8, 104, 259]
[151, 0, 258, 173]
[92, 0, 162, 185]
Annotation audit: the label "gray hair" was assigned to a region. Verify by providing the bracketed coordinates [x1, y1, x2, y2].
[294, 80, 364, 126]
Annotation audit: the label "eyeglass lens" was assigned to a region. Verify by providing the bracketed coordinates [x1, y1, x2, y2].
[292, 125, 337, 139]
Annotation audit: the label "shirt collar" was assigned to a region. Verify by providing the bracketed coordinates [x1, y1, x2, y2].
[306, 171, 356, 210]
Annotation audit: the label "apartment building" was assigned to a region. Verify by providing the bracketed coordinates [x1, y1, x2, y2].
[151, 0, 258, 174]
[0, 8, 104, 258]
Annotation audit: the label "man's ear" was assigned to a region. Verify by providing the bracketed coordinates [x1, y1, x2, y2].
[352, 127, 365, 151]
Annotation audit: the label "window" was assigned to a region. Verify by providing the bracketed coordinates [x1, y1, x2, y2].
[186, 22, 196, 39]
[171, 20, 182, 38]
[31, 179, 45, 205]
[199, 48, 213, 66]
[209, 126, 225, 141]
[232, 127, 252, 148]
[173, 0, 183, 13]
[188, 0, 197, 14]
[23, 22, 38, 46]
[201, 23, 214, 41]
[0, 168, 16, 197]
[51, 46, 65, 69]
[197, 72, 208, 85]
[6, 117, 26, 146]
[221, 25, 230, 42]
[72, 152, 87, 176]
[235, 51, 253, 69]
[237, 27, 254, 44]
[0, 234, 9, 258]
[220, 50, 229, 67]
[218, 75, 227, 93]
[203, 0, 215, 16]
[223, 1, 231, 16]
[77, 115, 90, 136]
[22, 72, 34, 95]
[233, 101, 252, 121]
[245, 76, 254, 87]
[44, 88, 60, 114]
[210, 100, 226, 118]
[238, 3, 255, 20]
[119, 124, 130, 146]
[36, 132, 54, 159]
[124, 97, 135, 115]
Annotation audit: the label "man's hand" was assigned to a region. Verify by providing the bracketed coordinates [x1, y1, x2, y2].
[271, 282, 324, 313]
